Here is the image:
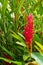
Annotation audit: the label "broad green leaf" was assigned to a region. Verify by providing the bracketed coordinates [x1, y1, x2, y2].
[31, 52, 43, 65]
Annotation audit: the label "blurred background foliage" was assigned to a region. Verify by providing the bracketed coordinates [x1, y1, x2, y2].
[0, 0, 43, 65]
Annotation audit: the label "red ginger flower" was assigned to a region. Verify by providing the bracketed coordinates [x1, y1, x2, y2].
[24, 13, 34, 46]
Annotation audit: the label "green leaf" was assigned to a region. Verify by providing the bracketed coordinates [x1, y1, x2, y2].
[2, 0, 8, 15]
[18, 32, 25, 39]
[0, 57, 22, 65]
[32, 52, 43, 65]
[17, 0, 25, 13]
[16, 41, 26, 47]
[34, 34, 41, 43]
[23, 54, 30, 61]
[0, 45, 16, 60]
[35, 41, 43, 50]
[34, 45, 43, 56]
[11, 31, 25, 43]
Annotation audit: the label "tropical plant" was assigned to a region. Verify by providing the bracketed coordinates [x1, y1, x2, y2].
[0, 0, 43, 65]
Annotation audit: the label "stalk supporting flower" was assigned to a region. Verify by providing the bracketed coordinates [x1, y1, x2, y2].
[24, 13, 34, 53]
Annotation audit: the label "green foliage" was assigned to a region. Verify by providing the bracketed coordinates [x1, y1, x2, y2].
[0, 0, 43, 65]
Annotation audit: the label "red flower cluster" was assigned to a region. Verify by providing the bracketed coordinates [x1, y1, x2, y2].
[4, 54, 12, 65]
[24, 13, 34, 46]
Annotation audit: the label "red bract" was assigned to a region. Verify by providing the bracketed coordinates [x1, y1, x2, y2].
[4, 54, 12, 65]
[24, 13, 34, 46]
